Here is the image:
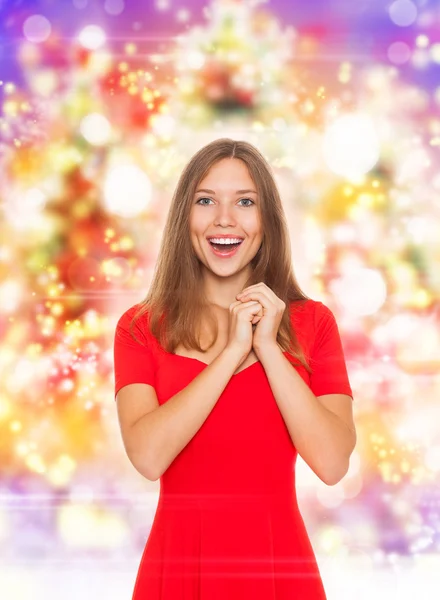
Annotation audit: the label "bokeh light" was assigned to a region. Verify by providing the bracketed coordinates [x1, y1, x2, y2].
[23, 15, 52, 43]
[0, 0, 439, 597]
[103, 164, 152, 217]
[322, 114, 380, 179]
[77, 24, 106, 50]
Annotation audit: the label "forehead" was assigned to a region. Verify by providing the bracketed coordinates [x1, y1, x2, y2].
[195, 187, 258, 195]
[199, 158, 254, 182]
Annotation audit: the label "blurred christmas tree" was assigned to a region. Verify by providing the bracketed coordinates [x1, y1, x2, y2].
[0, 0, 439, 562]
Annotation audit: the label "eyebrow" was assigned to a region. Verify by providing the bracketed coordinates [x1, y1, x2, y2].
[195, 188, 258, 194]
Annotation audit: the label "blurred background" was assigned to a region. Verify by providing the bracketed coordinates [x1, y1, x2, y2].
[1, 0, 440, 598]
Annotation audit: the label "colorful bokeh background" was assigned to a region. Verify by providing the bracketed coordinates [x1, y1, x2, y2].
[1, 0, 440, 598]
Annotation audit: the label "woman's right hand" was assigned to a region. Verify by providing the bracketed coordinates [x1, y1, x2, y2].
[225, 299, 263, 359]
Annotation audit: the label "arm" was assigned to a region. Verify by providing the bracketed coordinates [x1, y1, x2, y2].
[125, 345, 246, 481]
[255, 342, 356, 486]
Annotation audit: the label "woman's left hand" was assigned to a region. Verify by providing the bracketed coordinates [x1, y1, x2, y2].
[236, 282, 286, 353]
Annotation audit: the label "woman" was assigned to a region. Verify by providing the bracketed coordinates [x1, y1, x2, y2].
[113, 138, 356, 599]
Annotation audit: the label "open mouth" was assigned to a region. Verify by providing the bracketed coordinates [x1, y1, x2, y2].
[207, 239, 243, 256]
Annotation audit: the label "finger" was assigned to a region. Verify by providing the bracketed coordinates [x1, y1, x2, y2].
[231, 300, 260, 309]
[231, 300, 259, 309]
[238, 283, 278, 303]
[238, 291, 271, 309]
[237, 283, 263, 296]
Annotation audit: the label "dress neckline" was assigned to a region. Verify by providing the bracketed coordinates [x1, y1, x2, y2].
[171, 351, 290, 377]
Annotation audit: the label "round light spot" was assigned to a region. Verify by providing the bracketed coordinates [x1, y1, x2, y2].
[80, 113, 112, 146]
[104, 0, 125, 16]
[415, 34, 429, 48]
[411, 48, 430, 69]
[388, 41, 412, 64]
[151, 113, 176, 137]
[389, 0, 418, 27]
[157, 0, 171, 10]
[430, 43, 440, 64]
[78, 25, 106, 50]
[103, 164, 152, 218]
[322, 113, 380, 179]
[186, 50, 205, 70]
[23, 15, 51, 43]
[4, 187, 48, 231]
[329, 268, 387, 316]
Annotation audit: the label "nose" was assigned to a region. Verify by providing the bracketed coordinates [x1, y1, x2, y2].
[213, 202, 238, 226]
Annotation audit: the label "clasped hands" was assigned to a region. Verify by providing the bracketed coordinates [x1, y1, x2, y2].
[235, 282, 286, 352]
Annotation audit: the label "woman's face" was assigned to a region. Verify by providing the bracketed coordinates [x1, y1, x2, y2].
[189, 157, 263, 276]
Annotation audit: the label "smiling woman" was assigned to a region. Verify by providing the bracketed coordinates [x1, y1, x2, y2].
[114, 137, 354, 600]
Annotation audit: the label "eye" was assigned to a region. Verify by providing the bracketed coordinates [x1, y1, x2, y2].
[239, 198, 255, 207]
[196, 197, 255, 207]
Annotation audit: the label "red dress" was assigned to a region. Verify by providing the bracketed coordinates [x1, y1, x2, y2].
[114, 298, 353, 599]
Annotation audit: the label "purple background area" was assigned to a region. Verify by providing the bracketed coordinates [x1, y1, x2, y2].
[1, 0, 440, 92]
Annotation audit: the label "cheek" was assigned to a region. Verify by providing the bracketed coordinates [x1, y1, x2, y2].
[246, 210, 261, 226]
[190, 210, 211, 230]
[244, 215, 262, 235]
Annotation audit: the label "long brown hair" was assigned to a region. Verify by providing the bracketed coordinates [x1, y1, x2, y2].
[130, 138, 312, 371]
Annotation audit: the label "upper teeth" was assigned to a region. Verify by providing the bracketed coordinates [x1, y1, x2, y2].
[208, 238, 242, 244]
